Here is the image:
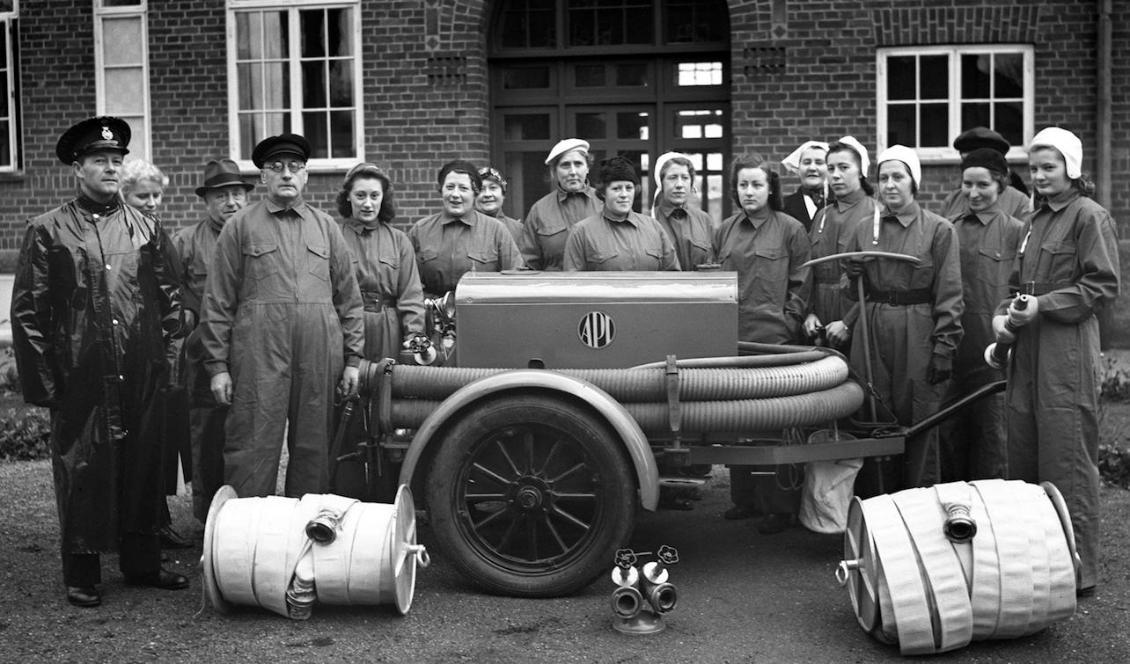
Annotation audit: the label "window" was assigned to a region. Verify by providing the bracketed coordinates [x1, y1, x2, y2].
[227, 0, 362, 169]
[0, 0, 19, 172]
[877, 45, 1033, 162]
[94, 0, 151, 161]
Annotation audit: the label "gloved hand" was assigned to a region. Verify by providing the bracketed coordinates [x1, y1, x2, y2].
[991, 314, 1016, 344]
[843, 258, 866, 279]
[927, 354, 952, 385]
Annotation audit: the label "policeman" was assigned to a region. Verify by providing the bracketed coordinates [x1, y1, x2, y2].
[173, 158, 255, 521]
[11, 116, 190, 606]
[200, 134, 364, 498]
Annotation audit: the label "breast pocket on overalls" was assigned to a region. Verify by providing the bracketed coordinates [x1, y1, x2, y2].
[688, 238, 712, 268]
[1041, 239, 1077, 284]
[644, 246, 665, 270]
[468, 247, 500, 273]
[307, 243, 330, 281]
[753, 246, 789, 301]
[977, 245, 1016, 290]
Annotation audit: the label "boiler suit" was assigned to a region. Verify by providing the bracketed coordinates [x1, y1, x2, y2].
[1001, 189, 1119, 591]
[200, 199, 364, 498]
[808, 188, 876, 348]
[653, 200, 715, 270]
[714, 208, 812, 516]
[940, 207, 1025, 481]
[844, 201, 963, 490]
[408, 210, 523, 298]
[563, 211, 680, 272]
[521, 186, 601, 270]
[172, 216, 229, 520]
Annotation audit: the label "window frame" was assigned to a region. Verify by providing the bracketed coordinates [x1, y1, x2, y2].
[226, 0, 364, 173]
[0, 4, 18, 173]
[876, 44, 1034, 164]
[93, 0, 152, 162]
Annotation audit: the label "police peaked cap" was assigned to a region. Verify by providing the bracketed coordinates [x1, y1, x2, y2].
[55, 116, 131, 164]
[251, 133, 312, 168]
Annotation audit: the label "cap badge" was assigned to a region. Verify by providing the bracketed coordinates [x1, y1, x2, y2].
[101, 126, 113, 141]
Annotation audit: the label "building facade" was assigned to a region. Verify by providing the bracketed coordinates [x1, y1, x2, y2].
[1, 1, 1127, 247]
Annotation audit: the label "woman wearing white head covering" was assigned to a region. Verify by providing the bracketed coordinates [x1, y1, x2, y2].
[651, 152, 715, 270]
[992, 127, 1120, 595]
[781, 141, 829, 231]
[842, 145, 964, 491]
[803, 137, 874, 350]
[520, 138, 601, 270]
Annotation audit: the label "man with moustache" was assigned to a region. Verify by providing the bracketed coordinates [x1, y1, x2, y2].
[199, 134, 364, 499]
[11, 116, 190, 606]
[172, 159, 255, 521]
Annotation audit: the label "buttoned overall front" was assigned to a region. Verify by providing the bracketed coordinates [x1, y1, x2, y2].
[809, 189, 875, 331]
[408, 210, 523, 298]
[713, 208, 812, 515]
[844, 201, 963, 489]
[1002, 190, 1119, 591]
[653, 200, 715, 270]
[940, 207, 1025, 481]
[201, 199, 364, 498]
[342, 218, 426, 361]
[172, 217, 228, 520]
[563, 211, 680, 271]
[11, 198, 184, 585]
[521, 187, 601, 270]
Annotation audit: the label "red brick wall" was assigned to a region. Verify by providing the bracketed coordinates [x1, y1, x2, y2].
[1, 0, 1125, 254]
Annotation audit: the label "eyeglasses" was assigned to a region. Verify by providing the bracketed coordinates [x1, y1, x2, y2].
[264, 160, 307, 174]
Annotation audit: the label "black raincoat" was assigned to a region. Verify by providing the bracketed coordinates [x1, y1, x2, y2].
[11, 196, 184, 555]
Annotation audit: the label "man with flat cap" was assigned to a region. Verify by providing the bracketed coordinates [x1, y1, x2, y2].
[10, 116, 191, 607]
[941, 127, 1032, 220]
[172, 158, 254, 521]
[199, 134, 364, 499]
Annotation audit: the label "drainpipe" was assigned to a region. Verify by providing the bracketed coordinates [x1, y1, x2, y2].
[1097, 0, 1112, 211]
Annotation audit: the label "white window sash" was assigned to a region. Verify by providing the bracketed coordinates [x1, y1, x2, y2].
[0, 15, 16, 171]
[93, 0, 152, 161]
[876, 44, 1034, 164]
[226, 0, 363, 172]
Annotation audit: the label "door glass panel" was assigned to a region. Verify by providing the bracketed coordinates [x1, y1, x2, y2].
[615, 63, 650, 87]
[676, 61, 722, 87]
[503, 114, 551, 140]
[616, 111, 649, 140]
[576, 112, 606, 139]
[503, 150, 554, 218]
[504, 66, 552, 89]
[574, 64, 605, 87]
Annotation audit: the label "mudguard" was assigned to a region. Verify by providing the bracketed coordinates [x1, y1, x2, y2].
[398, 369, 660, 510]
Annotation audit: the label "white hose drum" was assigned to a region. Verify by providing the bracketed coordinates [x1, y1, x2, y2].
[201, 485, 428, 619]
[836, 480, 1078, 655]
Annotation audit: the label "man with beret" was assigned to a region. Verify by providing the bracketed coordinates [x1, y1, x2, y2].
[11, 116, 191, 606]
[941, 127, 1032, 220]
[172, 158, 254, 521]
[199, 134, 364, 499]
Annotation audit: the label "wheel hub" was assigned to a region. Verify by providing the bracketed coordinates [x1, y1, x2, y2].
[512, 476, 550, 512]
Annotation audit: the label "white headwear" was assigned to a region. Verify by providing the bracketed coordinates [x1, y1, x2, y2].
[652, 151, 692, 188]
[781, 141, 829, 174]
[876, 144, 922, 188]
[834, 136, 871, 177]
[1029, 127, 1083, 179]
[545, 138, 590, 166]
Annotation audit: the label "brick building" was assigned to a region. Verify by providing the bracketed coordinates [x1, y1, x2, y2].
[1, 1, 1127, 260]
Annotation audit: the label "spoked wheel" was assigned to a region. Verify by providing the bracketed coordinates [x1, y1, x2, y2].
[426, 394, 636, 597]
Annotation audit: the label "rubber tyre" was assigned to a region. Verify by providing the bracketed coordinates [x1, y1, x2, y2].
[426, 394, 636, 597]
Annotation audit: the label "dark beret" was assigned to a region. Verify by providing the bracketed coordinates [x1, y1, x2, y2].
[953, 127, 1010, 155]
[251, 133, 311, 168]
[55, 116, 130, 164]
[597, 156, 640, 188]
[960, 148, 1010, 177]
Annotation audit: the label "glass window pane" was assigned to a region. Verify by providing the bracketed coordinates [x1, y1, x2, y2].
[574, 64, 605, 87]
[920, 103, 948, 147]
[503, 114, 550, 141]
[616, 111, 648, 140]
[994, 53, 1024, 98]
[243, 112, 289, 157]
[677, 61, 721, 87]
[961, 103, 991, 133]
[121, 116, 147, 161]
[0, 25, 5, 64]
[244, 62, 289, 110]
[624, 8, 650, 44]
[101, 0, 142, 6]
[705, 174, 723, 223]
[302, 61, 327, 107]
[104, 69, 144, 114]
[501, 0, 556, 49]
[329, 60, 354, 106]
[327, 8, 353, 57]
[503, 150, 553, 217]
[301, 9, 326, 58]
[615, 63, 649, 87]
[263, 12, 288, 59]
[504, 66, 551, 89]
[706, 153, 722, 172]
[887, 57, 915, 101]
[920, 55, 948, 99]
[886, 104, 915, 147]
[596, 7, 623, 45]
[576, 112, 606, 139]
[0, 120, 11, 166]
[0, 71, 7, 113]
[961, 54, 990, 99]
[236, 12, 256, 60]
[330, 110, 354, 158]
[568, 7, 596, 47]
[103, 17, 143, 66]
[303, 111, 328, 159]
[995, 102, 1024, 146]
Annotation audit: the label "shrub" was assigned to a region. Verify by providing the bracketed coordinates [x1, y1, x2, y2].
[1099, 444, 1130, 489]
[0, 406, 51, 462]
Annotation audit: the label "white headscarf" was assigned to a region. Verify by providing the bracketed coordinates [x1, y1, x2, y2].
[1029, 127, 1083, 179]
[834, 136, 871, 178]
[781, 141, 829, 174]
[876, 145, 922, 188]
